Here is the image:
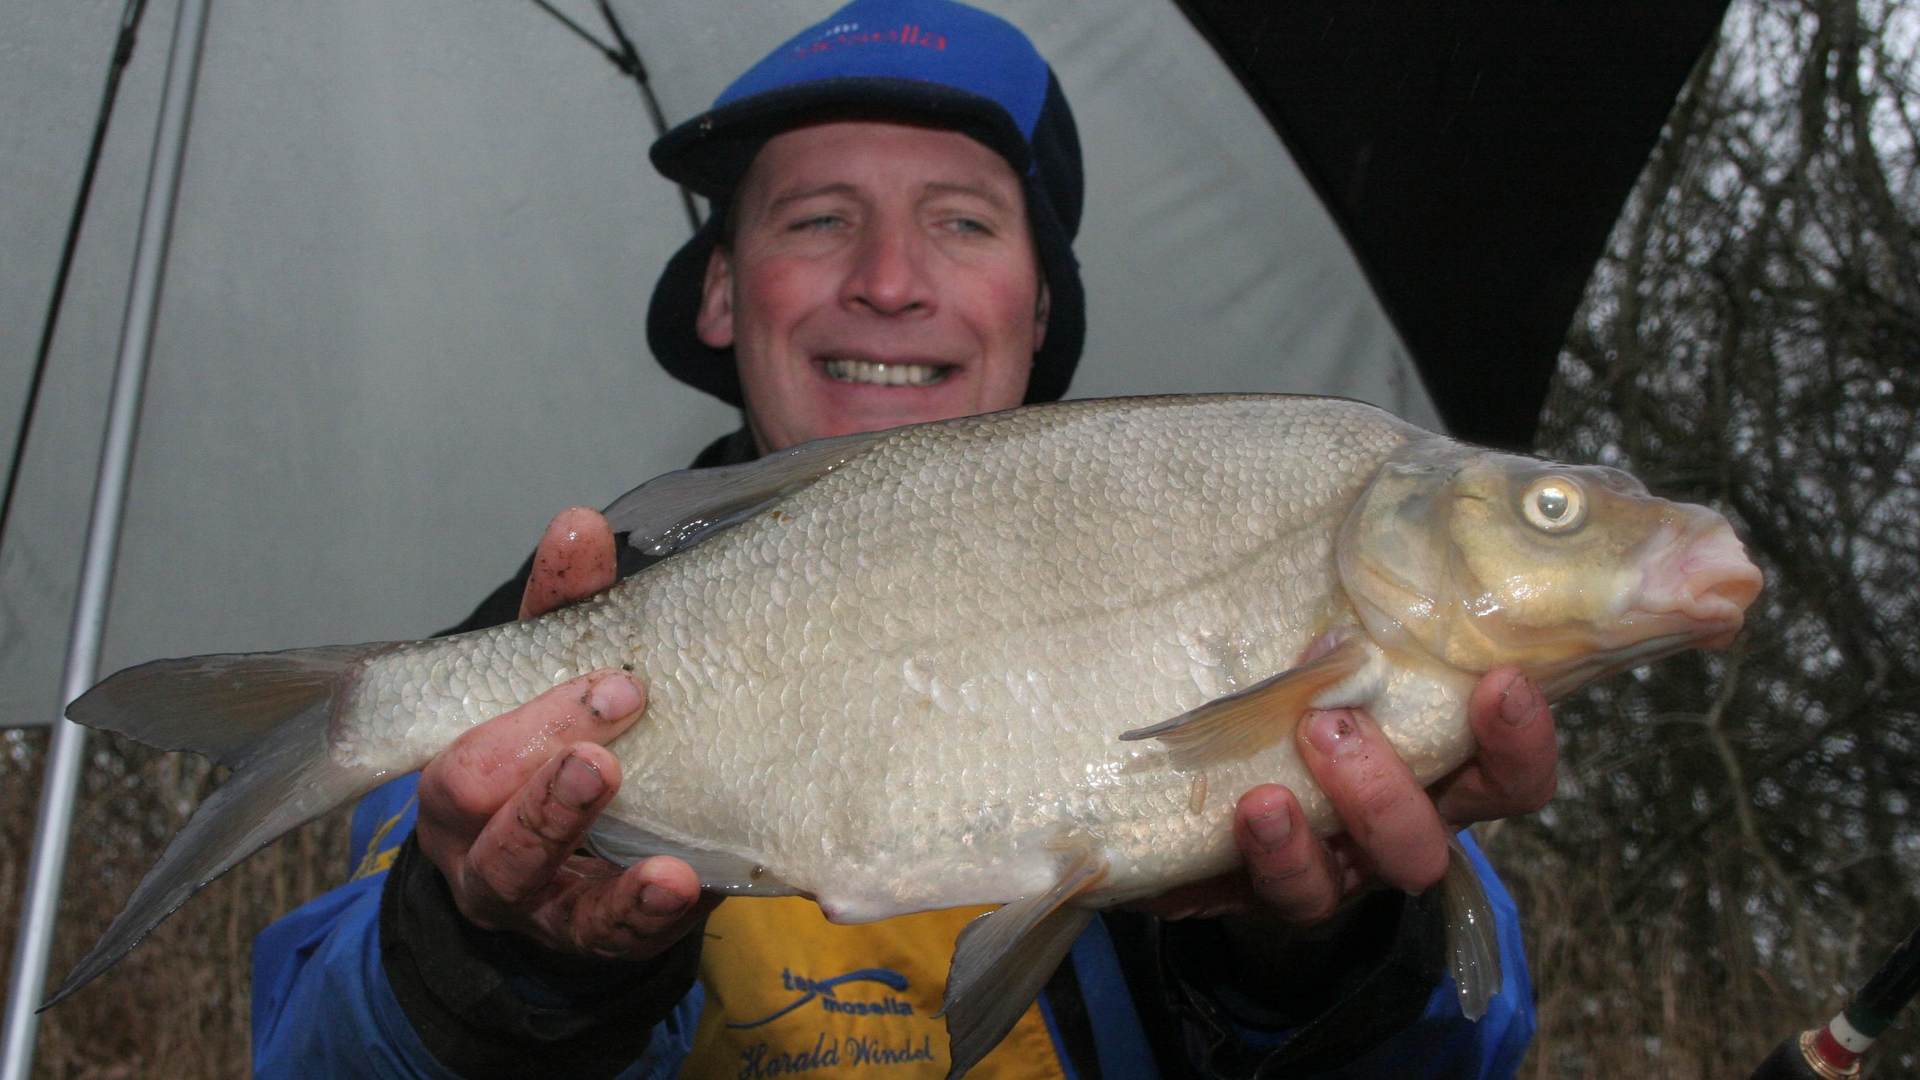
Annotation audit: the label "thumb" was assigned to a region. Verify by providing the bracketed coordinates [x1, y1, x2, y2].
[520, 507, 618, 619]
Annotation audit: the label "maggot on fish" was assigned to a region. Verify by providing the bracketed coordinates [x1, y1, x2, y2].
[53, 394, 1762, 1075]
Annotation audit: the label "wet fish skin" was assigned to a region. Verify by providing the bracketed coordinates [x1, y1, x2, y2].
[54, 394, 1762, 1074]
[318, 397, 1410, 916]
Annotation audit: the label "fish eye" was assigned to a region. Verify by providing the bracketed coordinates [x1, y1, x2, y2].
[1521, 476, 1586, 533]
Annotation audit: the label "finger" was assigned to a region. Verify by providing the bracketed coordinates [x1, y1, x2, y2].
[1233, 784, 1345, 925]
[1296, 708, 1450, 894]
[457, 741, 624, 927]
[417, 670, 645, 845]
[556, 857, 719, 961]
[520, 507, 618, 620]
[1432, 668, 1558, 826]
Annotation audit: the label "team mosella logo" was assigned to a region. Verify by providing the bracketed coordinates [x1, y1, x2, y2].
[791, 21, 950, 58]
[729, 967, 919, 1028]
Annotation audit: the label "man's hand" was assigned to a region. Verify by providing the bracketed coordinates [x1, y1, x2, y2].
[1141, 668, 1557, 924]
[411, 507, 712, 961]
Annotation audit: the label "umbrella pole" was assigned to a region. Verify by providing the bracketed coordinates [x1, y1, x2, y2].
[0, 0, 209, 1074]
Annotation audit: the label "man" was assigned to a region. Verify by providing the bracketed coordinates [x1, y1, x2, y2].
[253, 2, 1550, 1075]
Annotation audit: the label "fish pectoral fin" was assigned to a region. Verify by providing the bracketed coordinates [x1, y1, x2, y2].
[1440, 834, 1503, 1021]
[603, 429, 892, 556]
[938, 846, 1106, 1079]
[1118, 637, 1370, 770]
[586, 818, 800, 897]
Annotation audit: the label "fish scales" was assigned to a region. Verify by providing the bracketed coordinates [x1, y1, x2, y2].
[660, 390, 1413, 903]
[340, 397, 1416, 915]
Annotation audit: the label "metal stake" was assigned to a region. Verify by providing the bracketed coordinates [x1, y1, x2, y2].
[1, 0, 209, 1073]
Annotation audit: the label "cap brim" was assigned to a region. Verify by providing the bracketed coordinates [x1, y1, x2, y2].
[652, 77, 1033, 199]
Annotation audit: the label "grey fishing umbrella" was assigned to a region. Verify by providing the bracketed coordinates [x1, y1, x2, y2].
[0, 0, 1722, 1070]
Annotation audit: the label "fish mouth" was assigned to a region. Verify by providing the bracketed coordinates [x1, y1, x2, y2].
[817, 355, 956, 388]
[1523, 516, 1763, 699]
[1626, 516, 1764, 645]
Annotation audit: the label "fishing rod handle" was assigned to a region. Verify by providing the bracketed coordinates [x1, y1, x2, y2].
[1749, 1025, 1863, 1080]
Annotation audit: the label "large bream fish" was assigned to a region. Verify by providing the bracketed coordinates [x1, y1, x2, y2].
[55, 395, 1762, 1074]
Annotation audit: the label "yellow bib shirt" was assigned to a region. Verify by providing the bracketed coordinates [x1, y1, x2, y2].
[685, 897, 1069, 1078]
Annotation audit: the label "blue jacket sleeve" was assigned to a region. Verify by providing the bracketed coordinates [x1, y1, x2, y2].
[1310, 832, 1536, 1079]
[251, 868, 459, 1078]
[1113, 829, 1535, 1079]
[1231, 831, 1536, 1078]
[250, 775, 703, 1078]
[251, 775, 456, 1078]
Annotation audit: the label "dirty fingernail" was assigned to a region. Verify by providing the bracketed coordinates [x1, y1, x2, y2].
[1500, 677, 1540, 727]
[640, 883, 690, 918]
[1247, 803, 1293, 851]
[553, 753, 603, 809]
[1305, 710, 1362, 759]
[588, 673, 642, 721]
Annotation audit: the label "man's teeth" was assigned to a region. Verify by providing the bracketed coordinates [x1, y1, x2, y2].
[823, 358, 947, 386]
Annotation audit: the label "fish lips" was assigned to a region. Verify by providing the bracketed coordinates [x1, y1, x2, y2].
[1624, 516, 1764, 645]
[1527, 520, 1762, 695]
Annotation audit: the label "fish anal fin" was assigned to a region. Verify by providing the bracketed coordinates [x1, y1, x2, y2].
[939, 845, 1107, 1078]
[586, 817, 802, 898]
[1119, 637, 1371, 770]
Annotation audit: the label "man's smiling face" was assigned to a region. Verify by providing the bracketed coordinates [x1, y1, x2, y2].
[697, 120, 1048, 454]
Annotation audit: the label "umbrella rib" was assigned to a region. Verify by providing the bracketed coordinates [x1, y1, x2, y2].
[0, 0, 154, 566]
[525, 0, 624, 69]
[592, 0, 704, 233]
[522, 0, 702, 233]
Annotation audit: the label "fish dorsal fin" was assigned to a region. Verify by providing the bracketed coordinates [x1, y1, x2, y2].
[603, 429, 892, 557]
[586, 816, 802, 898]
[1118, 637, 1371, 770]
[940, 844, 1107, 1078]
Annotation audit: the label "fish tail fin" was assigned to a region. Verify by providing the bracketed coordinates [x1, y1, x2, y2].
[1440, 834, 1504, 1021]
[43, 643, 394, 1008]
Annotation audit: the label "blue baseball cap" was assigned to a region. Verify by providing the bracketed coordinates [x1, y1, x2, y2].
[646, 0, 1086, 407]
